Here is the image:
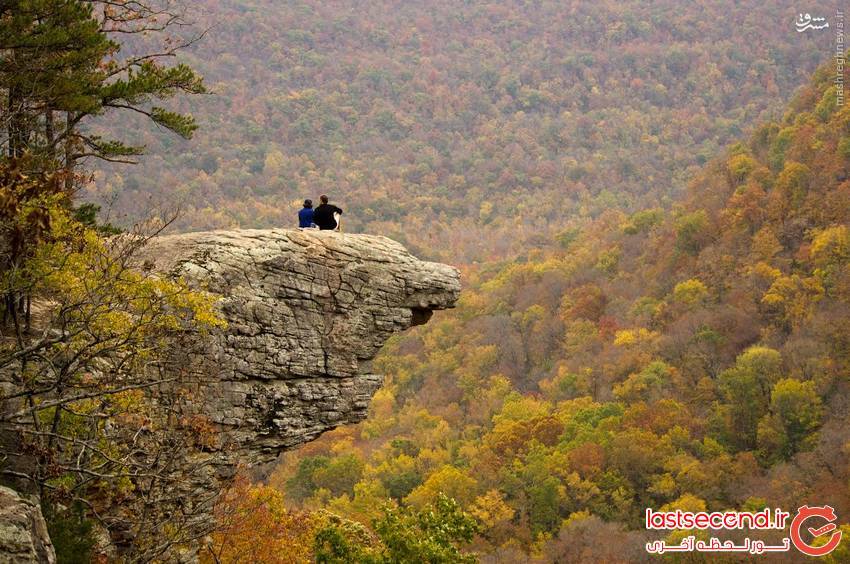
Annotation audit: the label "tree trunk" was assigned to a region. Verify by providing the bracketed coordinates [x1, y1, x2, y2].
[7, 82, 24, 158]
[45, 109, 55, 160]
[64, 111, 75, 192]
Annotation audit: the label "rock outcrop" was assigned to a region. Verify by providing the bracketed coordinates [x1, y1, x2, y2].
[137, 228, 460, 465]
[0, 487, 56, 564]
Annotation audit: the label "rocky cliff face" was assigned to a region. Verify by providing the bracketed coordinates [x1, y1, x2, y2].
[0, 487, 56, 564]
[137, 228, 460, 465]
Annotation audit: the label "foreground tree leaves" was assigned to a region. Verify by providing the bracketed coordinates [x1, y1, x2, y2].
[314, 494, 478, 564]
[0, 159, 227, 561]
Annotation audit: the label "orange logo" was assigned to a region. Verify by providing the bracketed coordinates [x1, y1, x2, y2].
[790, 505, 842, 556]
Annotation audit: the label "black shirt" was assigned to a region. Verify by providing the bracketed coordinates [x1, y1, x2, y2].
[313, 203, 343, 230]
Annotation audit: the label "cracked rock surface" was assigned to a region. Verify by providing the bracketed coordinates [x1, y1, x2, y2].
[138, 228, 460, 464]
[0, 486, 56, 564]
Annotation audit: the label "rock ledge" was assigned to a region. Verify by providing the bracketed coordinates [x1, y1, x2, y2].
[138, 228, 460, 462]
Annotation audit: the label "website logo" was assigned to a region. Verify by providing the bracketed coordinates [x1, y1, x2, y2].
[645, 505, 843, 556]
[789, 505, 842, 557]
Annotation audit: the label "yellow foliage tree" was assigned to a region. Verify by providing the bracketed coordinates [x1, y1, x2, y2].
[404, 466, 478, 508]
[470, 489, 515, 530]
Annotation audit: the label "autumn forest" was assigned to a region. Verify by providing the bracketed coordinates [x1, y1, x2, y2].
[3, 0, 850, 562]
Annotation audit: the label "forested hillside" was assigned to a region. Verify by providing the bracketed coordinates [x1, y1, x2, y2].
[84, 0, 833, 261]
[49, 0, 850, 560]
[253, 61, 850, 561]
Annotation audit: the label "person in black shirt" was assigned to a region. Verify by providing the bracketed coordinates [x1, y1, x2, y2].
[312, 194, 343, 230]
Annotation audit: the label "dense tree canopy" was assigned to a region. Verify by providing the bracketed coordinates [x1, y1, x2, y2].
[267, 60, 850, 560]
[84, 0, 833, 262]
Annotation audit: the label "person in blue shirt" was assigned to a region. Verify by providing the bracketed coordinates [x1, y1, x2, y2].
[298, 199, 316, 228]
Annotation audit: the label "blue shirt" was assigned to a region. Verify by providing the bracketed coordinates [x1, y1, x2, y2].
[298, 207, 315, 228]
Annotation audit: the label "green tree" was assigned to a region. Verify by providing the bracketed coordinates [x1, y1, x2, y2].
[0, 0, 204, 178]
[757, 379, 822, 463]
[727, 153, 758, 183]
[315, 494, 478, 564]
[775, 161, 810, 207]
[313, 454, 365, 498]
[613, 361, 674, 403]
[715, 347, 783, 451]
[1, 0, 108, 160]
[286, 455, 331, 503]
[674, 210, 710, 255]
[0, 168, 226, 559]
[621, 208, 663, 235]
[1, 0, 205, 329]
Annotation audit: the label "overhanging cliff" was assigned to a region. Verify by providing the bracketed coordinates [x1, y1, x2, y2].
[137, 228, 460, 464]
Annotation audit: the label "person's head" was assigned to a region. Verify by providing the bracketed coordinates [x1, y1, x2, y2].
[303, 199, 313, 208]
[320, 194, 329, 204]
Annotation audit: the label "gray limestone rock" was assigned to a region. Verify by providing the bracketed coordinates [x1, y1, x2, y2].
[0, 487, 56, 564]
[137, 228, 460, 464]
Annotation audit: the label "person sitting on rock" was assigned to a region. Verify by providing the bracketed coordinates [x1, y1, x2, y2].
[312, 194, 343, 231]
[298, 199, 316, 228]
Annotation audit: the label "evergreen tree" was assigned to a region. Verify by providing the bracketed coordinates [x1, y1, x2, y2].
[0, 0, 205, 184]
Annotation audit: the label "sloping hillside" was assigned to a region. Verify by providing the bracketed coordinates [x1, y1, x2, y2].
[272, 60, 850, 560]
